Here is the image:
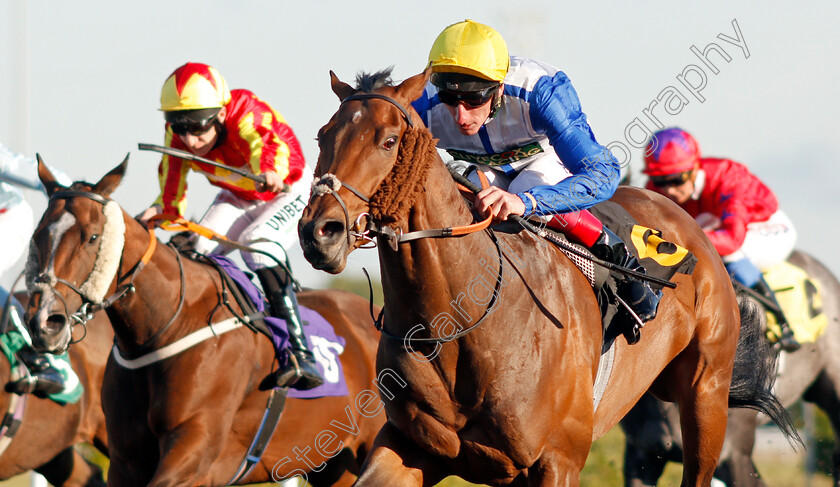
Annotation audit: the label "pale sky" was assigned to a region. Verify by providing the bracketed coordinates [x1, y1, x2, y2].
[2, 0, 839, 289]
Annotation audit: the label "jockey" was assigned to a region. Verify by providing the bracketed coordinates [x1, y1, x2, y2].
[0, 144, 73, 396]
[137, 62, 324, 390]
[411, 20, 662, 327]
[643, 127, 800, 352]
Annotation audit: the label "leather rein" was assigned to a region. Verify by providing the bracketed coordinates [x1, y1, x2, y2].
[313, 93, 505, 345]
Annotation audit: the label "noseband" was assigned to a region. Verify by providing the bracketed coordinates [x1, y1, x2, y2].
[28, 190, 159, 327]
[311, 93, 412, 250]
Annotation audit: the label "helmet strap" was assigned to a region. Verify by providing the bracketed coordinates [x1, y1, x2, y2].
[211, 120, 227, 151]
[487, 88, 504, 120]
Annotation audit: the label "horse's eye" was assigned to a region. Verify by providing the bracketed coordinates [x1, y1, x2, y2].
[383, 136, 398, 151]
[88, 234, 99, 244]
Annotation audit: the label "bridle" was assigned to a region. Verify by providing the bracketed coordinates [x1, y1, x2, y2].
[312, 92, 493, 252]
[310, 92, 505, 346]
[28, 190, 185, 355]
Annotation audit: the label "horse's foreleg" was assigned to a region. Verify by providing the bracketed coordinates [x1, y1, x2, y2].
[622, 444, 668, 487]
[318, 470, 357, 487]
[146, 419, 228, 487]
[715, 408, 764, 487]
[803, 373, 840, 487]
[526, 450, 586, 487]
[353, 422, 447, 487]
[34, 447, 106, 487]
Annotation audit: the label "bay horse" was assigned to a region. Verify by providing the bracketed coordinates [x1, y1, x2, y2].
[23, 159, 384, 486]
[0, 292, 110, 486]
[621, 249, 840, 487]
[297, 67, 798, 487]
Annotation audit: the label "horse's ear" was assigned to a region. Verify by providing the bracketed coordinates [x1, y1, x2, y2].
[330, 70, 356, 101]
[394, 66, 432, 105]
[93, 153, 129, 197]
[37, 154, 64, 196]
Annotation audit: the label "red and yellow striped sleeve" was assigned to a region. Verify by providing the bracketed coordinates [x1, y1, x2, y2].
[152, 128, 192, 216]
[235, 102, 294, 182]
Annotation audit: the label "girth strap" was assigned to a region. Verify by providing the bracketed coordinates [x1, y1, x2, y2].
[227, 387, 289, 484]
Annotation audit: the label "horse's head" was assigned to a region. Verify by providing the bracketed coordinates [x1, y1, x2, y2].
[298, 67, 431, 273]
[25, 156, 128, 354]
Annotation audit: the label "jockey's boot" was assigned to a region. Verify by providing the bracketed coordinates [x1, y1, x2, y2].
[752, 277, 801, 352]
[256, 266, 325, 391]
[589, 227, 662, 326]
[547, 211, 662, 327]
[5, 347, 65, 397]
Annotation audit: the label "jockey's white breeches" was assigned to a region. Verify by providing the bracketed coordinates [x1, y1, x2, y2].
[194, 171, 312, 271]
[697, 210, 797, 271]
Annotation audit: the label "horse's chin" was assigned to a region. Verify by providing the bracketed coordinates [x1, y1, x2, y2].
[299, 231, 350, 274]
[303, 248, 348, 275]
[30, 327, 72, 355]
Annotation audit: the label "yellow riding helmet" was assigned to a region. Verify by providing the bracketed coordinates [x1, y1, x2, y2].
[160, 62, 231, 111]
[428, 20, 510, 82]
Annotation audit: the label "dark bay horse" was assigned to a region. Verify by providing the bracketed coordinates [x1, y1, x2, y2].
[297, 68, 798, 487]
[0, 293, 110, 486]
[621, 249, 840, 487]
[24, 159, 384, 486]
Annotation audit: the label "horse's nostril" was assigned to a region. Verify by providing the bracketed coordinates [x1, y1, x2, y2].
[318, 220, 346, 241]
[46, 314, 68, 333]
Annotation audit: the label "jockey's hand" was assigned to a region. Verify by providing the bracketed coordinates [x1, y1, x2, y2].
[474, 186, 526, 222]
[258, 171, 284, 193]
[136, 205, 163, 226]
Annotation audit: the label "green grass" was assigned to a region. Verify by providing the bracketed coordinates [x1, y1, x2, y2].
[423, 425, 834, 487]
[1, 427, 833, 486]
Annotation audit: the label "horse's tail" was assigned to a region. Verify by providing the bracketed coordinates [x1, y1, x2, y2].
[728, 295, 803, 448]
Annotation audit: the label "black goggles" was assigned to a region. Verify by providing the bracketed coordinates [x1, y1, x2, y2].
[165, 108, 220, 136]
[437, 85, 498, 108]
[649, 170, 693, 188]
[170, 118, 217, 137]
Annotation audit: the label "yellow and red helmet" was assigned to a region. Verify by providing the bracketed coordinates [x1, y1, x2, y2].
[160, 62, 231, 112]
[428, 20, 509, 83]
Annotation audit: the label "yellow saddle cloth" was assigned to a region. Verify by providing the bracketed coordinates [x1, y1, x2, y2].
[763, 261, 828, 344]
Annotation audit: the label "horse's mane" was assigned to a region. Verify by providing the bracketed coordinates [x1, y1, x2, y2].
[69, 181, 94, 191]
[352, 67, 439, 225]
[355, 67, 395, 92]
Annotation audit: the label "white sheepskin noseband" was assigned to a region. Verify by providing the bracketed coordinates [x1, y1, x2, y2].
[78, 201, 125, 303]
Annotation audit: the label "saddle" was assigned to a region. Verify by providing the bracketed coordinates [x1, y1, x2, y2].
[167, 233, 273, 338]
[758, 260, 828, 345]
[198, 254, 274, 339]
[493, 200, 696, 351]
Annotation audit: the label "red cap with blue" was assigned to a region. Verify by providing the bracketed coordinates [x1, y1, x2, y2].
[643, 128, 701, 176]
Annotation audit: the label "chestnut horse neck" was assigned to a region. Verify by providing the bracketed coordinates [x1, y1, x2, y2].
[334, 92, 510, 343]
[109, 217, 193, 358]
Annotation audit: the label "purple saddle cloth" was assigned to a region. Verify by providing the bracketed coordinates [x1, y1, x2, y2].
[208, 256, 349, 399]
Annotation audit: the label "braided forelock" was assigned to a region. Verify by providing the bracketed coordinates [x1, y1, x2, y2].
[368, 126, 439, 224]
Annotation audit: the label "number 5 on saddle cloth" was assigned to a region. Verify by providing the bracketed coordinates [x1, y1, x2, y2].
[149, 215, 348, 398]
[202, 255, 349, 398]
